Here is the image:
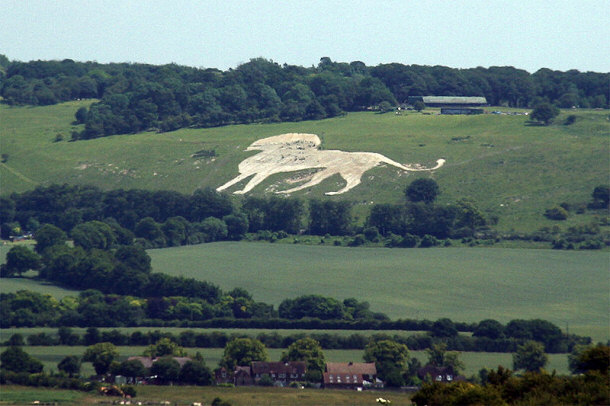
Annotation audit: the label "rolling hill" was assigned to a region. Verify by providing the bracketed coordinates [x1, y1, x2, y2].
[1, 101, 608, 233]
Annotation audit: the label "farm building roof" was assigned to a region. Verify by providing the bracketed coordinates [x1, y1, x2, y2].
[422, 96, 487, 105]
[325, 362, 376, 376]
[408, 96, 487, 106]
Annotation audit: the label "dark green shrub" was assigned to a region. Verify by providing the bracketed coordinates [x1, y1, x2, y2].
[363, 226, 380, 242]
[258, 374, 274, 386]
[419, 234, 439, 247]
[384, 233, 403, 247]
[564, 114, 577, 125]
[349, 234, 366, 246]
[544, 206, 568, 220]
[400, 233, 419, 248]
[121, 385, 137, 397]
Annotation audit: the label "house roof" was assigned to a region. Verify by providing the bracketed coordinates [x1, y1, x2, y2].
[127, 356, 192, 369]
[251, 361, 306, 375]
[234, 366, 251, 376]
[128, 356, 154, 369]
[325, 362, 376, 376]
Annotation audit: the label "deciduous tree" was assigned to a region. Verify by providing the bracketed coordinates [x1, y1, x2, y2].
[34, 223, 67, 253]
[143, 338, 186, 358]
[150, 357, 181, 384]
[513, 341, 547, 372]
[58, 355, 81, 377]
[179, 360, 213, 385]
[1, 346, 43, 373]
[281, 337, 326, 376]
[116, 359, 147, 380]
[83, 342, 119, 375]
[364, 339, 409, 385]
[406, 178, 440, 204]
[220, 338, 267, 370]
[1, 245, 42, 277]
[530, 102, 559, 125]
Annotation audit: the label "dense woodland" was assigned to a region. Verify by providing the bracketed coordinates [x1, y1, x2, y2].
[0, 55, 607, 138]
[2, 182, 608, 256]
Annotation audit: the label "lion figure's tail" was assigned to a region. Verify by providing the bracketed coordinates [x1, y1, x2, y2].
[382, 156, 446, 172]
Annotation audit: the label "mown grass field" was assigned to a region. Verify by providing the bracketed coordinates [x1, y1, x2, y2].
[0, 384, 416, 406]
[0, 243, 79, 298]
[0, 277, 78, 298]
[1, 102, 608, 232]
[0, 385, 88, 405]
[148, 242, 610, 342]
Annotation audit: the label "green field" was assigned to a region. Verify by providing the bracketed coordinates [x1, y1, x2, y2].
[0, 385, 88, 405]
[0, 277, 78, 298]
[1, 101, 608, 232]
[0, 243, 79, 298]
[0, 384, 415, 406]
[0, 327, 426, 342]
[148, 242, 610, 342]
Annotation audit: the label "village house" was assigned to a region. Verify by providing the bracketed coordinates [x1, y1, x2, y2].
[215, 367, 231, 384]
[251, 361, 307, 385]
[323, 362, 378, 389]
[234, 365, 254, 386]
[215, 361, 307, 386]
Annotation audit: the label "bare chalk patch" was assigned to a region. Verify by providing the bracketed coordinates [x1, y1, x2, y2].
[217, 133, 445, 195]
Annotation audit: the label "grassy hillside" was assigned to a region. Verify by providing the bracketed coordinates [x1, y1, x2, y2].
[148, 242, 609, 342]
[1, 101, 608, 232]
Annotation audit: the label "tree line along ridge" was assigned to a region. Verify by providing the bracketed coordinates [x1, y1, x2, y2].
[0, 56, 607, 139]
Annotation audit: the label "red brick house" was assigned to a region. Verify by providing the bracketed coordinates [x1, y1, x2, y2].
[234, 366, 254, 386]
[323, 362, 377, 389]
[215, 367, 231, 384]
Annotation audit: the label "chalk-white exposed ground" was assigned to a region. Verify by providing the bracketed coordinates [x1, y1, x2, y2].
[217, 133, 445, 195]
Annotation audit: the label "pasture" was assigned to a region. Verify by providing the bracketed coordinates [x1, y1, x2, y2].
[0, 243, 79, 298]
[1, 102, 608, 232]
[0, 384, 416, 406]
[0, 276, 78, 298]
[148, 242, 610, 342]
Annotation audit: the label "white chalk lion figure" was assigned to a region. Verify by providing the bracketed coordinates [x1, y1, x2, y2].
[216, 133, 445, 195]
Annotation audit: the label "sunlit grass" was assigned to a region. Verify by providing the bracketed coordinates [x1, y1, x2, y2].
[149, 242, 610, 342]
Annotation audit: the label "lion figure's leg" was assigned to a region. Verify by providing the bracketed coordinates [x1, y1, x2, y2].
[234, 172, 271, 194]
[276, 169, 338, 194]
[325, 170, 366, 195]
[217, 172, 250, 192]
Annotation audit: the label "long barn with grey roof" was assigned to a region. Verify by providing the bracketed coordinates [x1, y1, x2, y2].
[408, 96, 487, 107]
